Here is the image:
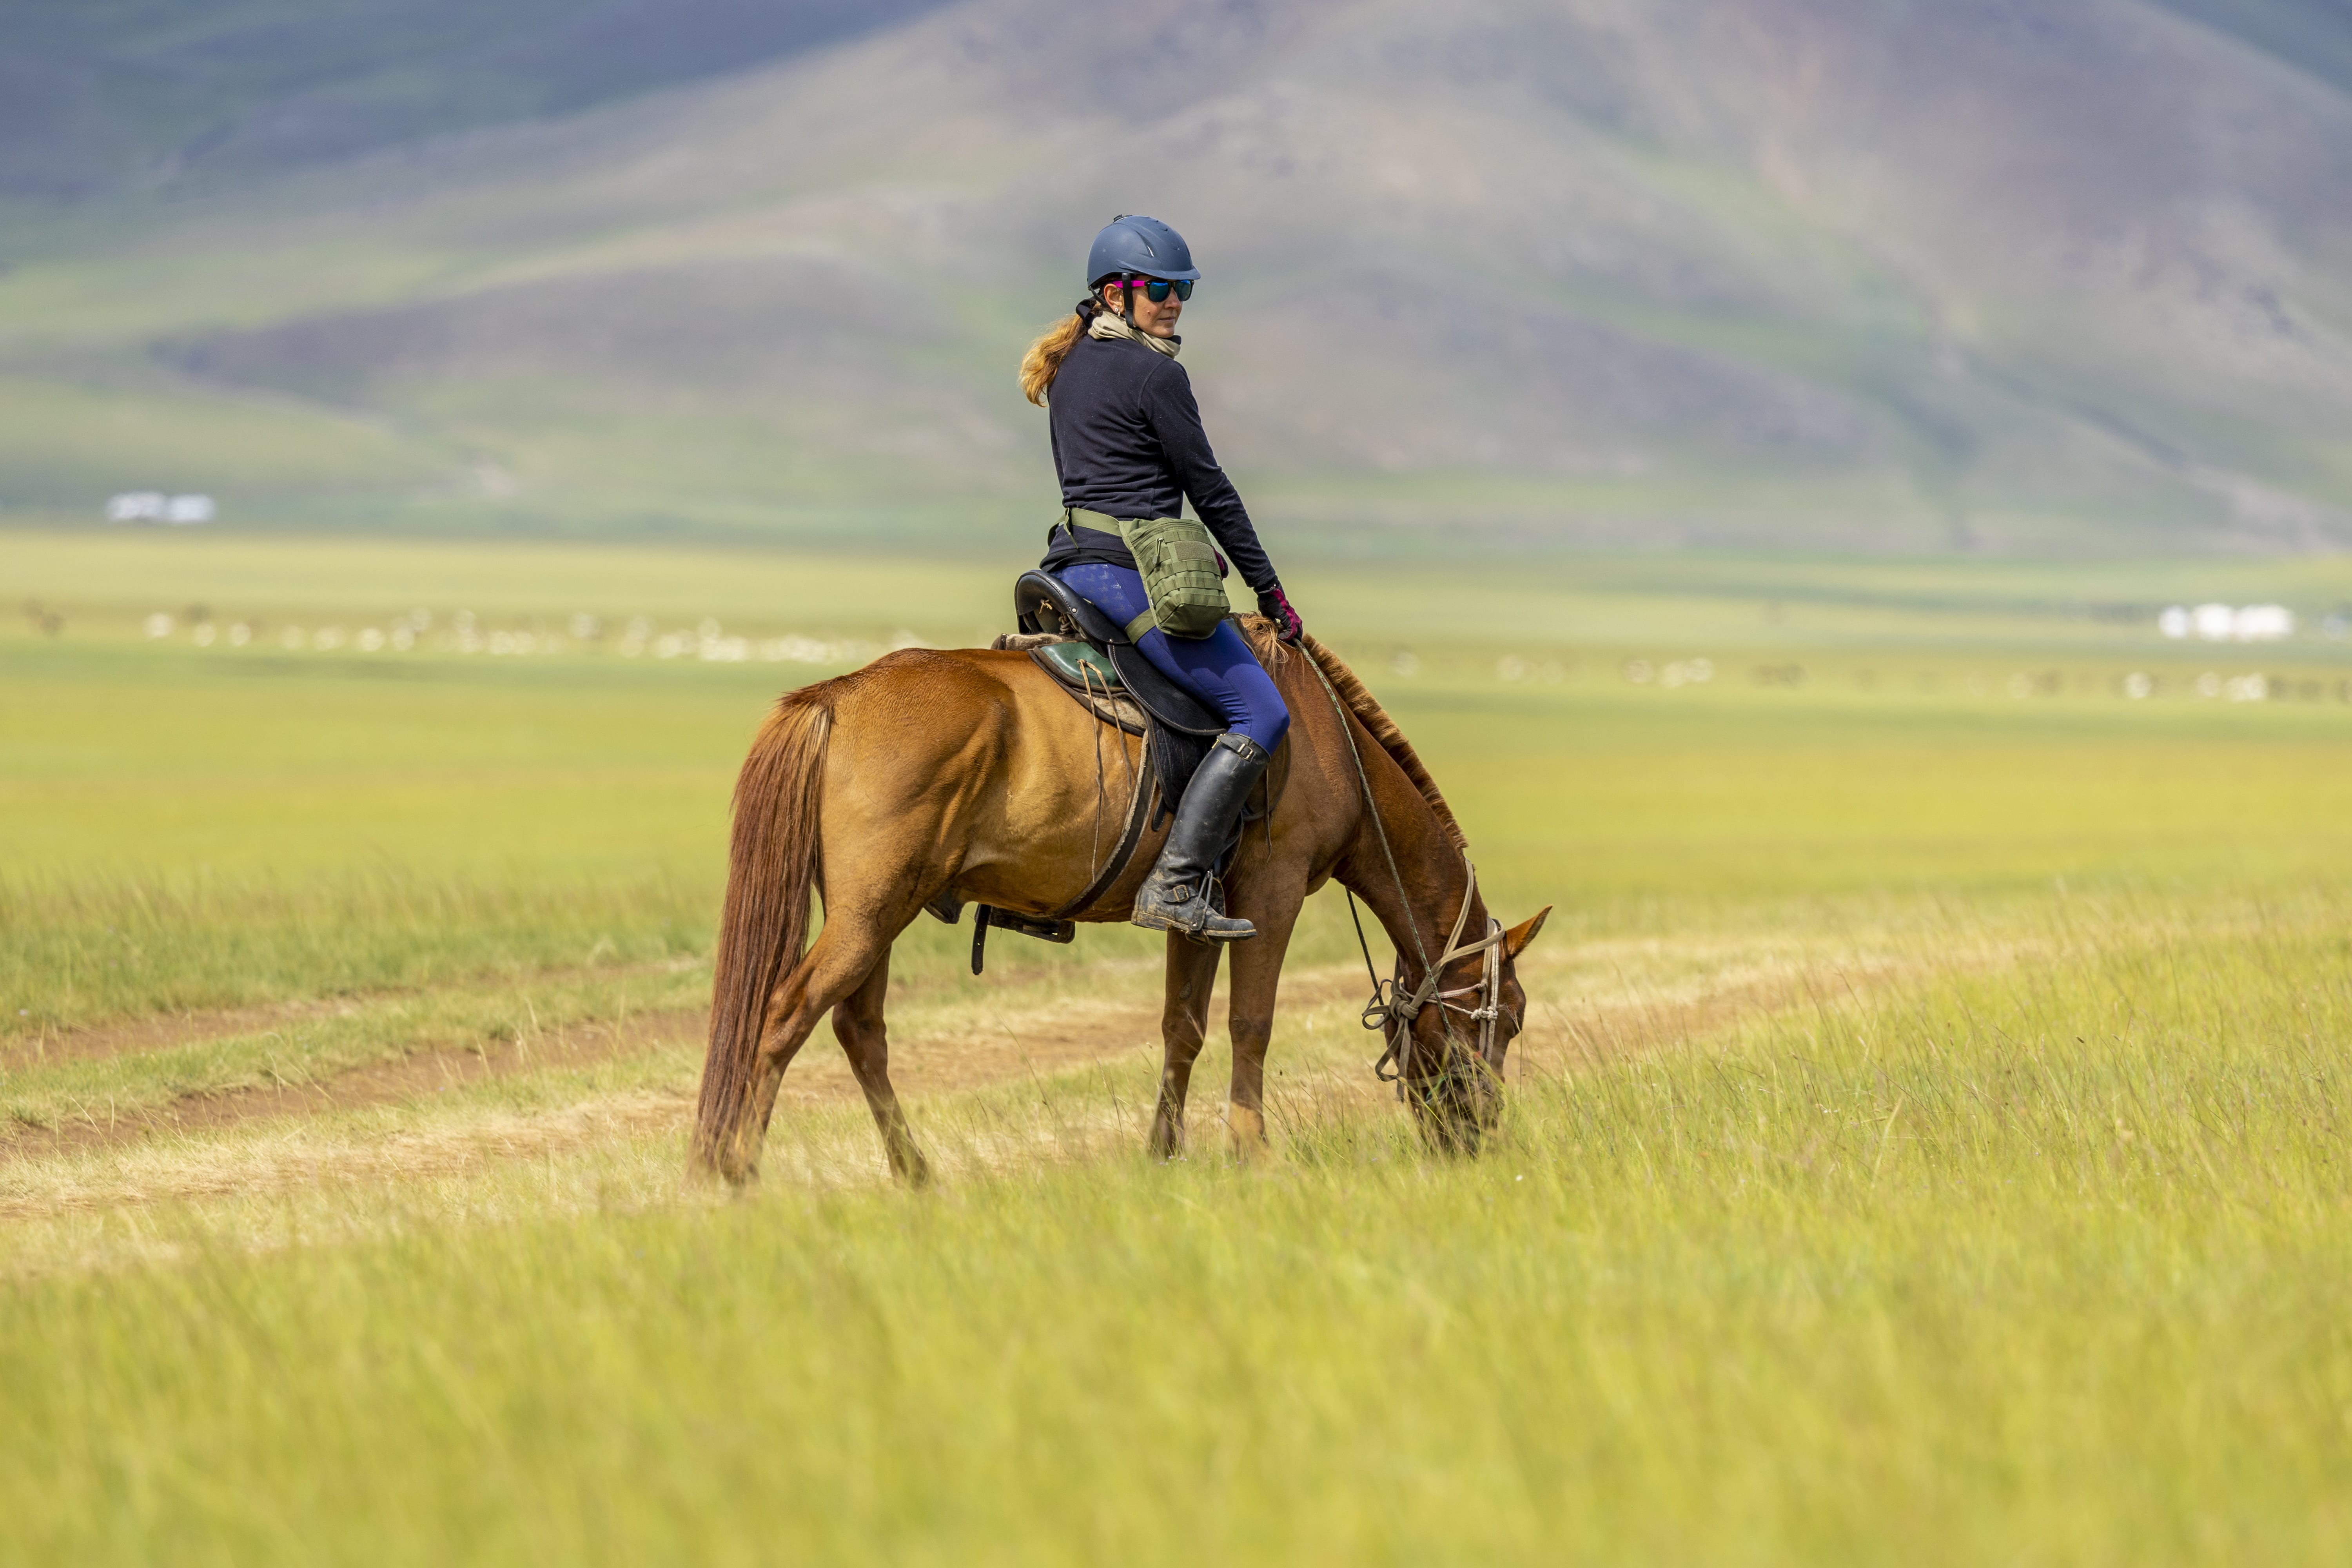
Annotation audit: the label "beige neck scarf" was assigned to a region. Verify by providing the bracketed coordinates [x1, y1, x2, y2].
[1088, 307, 1181, 359]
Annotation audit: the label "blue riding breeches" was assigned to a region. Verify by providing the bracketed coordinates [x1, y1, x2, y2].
[1054, 563, 1290, 753]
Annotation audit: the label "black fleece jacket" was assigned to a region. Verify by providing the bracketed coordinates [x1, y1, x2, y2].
[1038, 330, 1280, 595]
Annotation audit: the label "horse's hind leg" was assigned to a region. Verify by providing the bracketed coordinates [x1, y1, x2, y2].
[833, 947, 931, 1185]
[741, 915, 899, 1171]
[1148, 937, 1222, 1159]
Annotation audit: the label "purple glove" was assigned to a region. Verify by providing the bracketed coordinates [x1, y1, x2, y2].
[1257, 586, 1304, 644]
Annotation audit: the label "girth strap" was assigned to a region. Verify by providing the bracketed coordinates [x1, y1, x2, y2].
[1047, 731, 1159, 921]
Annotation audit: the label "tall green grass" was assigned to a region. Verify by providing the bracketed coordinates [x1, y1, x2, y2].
[0, 873, 710, 1031]
[5, 911, 2349, 1564]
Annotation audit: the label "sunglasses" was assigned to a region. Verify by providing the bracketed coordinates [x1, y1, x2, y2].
[1118, 277, 1194, 303]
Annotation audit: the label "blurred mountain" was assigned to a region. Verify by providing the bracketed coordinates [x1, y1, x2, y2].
[3, 0, 2349, 554]
[0, 0, 959, 195]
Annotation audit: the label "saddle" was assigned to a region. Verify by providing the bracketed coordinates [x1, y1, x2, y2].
[943, 571, 1266, 972]
[1005, 570, 1225, 822]
[1011, 573, 1225, 733]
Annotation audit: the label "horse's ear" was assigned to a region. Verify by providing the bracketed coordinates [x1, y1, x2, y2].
[1503, 906, 1552, 960]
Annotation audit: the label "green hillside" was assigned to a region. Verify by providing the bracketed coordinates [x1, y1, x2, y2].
[2, 0, 2349, 554]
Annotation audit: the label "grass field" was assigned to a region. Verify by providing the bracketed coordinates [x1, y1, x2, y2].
[7, 530, 2352, 1562]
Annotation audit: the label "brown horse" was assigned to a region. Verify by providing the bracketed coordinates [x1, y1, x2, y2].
[691, 619, 1550, 1183]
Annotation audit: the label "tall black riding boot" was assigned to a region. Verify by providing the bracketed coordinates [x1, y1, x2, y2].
[1131, 733, 1270, 943]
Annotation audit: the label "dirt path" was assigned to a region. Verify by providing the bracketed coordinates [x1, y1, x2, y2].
[0, 979, 1208, 1165]
[1, 940, 1929, 1173]
[5, 995, 393, 1076]
[0, 942, 1965, 1227]
[0, 957, 708, 1076]
[2, 1007, 706, 1165]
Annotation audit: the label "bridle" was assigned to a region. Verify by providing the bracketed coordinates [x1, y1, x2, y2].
[1304, 651, 1518, 1099]
[1348, 865, 1514, 1091]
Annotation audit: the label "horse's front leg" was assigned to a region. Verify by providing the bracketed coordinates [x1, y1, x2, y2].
[1223, 878, 1306, 1160]
[1149, 937, 1222, 1159]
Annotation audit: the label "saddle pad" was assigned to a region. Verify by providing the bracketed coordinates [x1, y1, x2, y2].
[1028, 649, 1145, 735]
[1034, 639, 1121, 690]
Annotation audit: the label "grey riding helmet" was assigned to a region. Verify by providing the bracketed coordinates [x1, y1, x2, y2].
[1086, 215, 1201, 287]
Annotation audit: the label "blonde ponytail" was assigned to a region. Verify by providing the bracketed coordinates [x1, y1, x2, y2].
[1019, 301, 1098, 406]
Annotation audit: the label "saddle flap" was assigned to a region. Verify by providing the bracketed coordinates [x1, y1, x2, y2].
[1109, 642, 1225, 737]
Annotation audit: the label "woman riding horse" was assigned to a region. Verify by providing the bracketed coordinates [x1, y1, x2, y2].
[1019, 215, 1305, 946]
[686, 218, 1552, 1184]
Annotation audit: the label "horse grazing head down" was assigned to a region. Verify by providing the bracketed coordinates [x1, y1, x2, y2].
[1400, 905, 1551, 1156]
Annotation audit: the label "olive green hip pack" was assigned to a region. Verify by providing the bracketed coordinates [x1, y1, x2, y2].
[1060, 506, 1231, 641]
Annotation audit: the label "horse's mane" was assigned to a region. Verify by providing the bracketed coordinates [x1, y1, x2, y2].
[1238, 618, 1468, 854]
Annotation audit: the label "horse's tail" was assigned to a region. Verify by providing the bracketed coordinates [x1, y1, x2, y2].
[693, 686, 835, 1179]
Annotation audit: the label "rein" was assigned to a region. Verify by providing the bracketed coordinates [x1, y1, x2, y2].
[1302, 649, 1512, 1096]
